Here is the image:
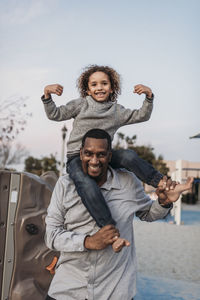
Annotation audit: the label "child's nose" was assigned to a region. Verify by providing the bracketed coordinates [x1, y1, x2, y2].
[97, 84, 102, 90]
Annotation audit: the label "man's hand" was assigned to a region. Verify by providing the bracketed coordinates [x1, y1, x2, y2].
[44, 84, 63, 99]
[134, 84, 152, 98]
[84, 225, 120, 250]
[112, 237, 130, 253]
[156, 176, 194, 206]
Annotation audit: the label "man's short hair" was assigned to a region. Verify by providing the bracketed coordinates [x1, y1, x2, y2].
[81, 129, 112, 150]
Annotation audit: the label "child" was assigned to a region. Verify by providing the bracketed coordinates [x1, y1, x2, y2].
[41, 65, 163, 251]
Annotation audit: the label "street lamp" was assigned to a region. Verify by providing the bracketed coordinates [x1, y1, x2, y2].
[60, 124, 67, 176]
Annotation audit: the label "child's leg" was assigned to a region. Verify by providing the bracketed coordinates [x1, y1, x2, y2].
[111, 149, 163, 188]
[67, 156, 116, 227]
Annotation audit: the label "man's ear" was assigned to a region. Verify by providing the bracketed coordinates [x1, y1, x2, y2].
[108, 151, 112, 162]
[80, 148, 83, 160]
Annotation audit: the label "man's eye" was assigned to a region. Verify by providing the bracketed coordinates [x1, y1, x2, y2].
[85, 151, 91, 156]
[98, 153, 105, 158]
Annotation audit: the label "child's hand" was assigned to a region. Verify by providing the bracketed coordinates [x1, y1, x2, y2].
[134, 84, 152, 98]
[44, 84, 63, 99]
[112, 237, 130, 253]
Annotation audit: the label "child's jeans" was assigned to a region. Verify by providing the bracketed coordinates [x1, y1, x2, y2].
[67, 149, 163, 228]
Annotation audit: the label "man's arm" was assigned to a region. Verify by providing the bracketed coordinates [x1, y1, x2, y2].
[136, 177, 193, 222]
[156, 177, 194, 206]
[84, 225, 120, 250]
[45, 178, 88, 252]
[45, 177, 121, 252]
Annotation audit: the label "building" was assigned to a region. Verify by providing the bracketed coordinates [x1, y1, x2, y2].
[165, 160, 200, 184]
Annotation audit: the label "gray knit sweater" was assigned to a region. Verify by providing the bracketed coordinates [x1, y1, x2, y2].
[42, 95, 153, 157]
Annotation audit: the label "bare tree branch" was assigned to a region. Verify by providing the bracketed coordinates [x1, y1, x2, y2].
[0, 141, 29, 169]
[0, 95, 31, 142]
[0, 95, 31, 169]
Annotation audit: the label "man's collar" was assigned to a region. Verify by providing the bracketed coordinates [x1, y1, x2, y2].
[101, 167, 122, 191]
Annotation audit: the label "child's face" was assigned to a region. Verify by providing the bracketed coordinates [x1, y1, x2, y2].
[87, 71, 113, 102]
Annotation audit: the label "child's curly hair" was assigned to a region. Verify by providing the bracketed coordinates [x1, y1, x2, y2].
[77, 65, 121, 102]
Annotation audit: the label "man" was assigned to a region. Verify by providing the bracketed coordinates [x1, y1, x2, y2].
[45, 129, 193, 300]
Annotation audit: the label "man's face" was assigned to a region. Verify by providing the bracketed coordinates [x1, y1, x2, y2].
[80, 137, 112, 186]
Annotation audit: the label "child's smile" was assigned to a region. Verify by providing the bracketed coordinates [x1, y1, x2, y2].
[87, 71, 113, 102]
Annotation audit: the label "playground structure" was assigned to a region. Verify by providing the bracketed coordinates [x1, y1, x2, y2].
[0, 170, 59, 300]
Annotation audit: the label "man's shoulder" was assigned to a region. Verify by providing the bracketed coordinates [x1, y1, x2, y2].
[55, 173, 73, 188]
[114, 167, 137, 178]
[111, 167, 142, 187]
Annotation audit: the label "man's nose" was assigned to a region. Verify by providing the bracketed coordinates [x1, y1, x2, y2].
[90, 155, 99, 164]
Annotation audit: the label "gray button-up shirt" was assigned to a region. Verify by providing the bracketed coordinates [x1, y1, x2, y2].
[45, 168, 170, 300]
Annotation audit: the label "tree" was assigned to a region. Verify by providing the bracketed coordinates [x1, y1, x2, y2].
[24, 154, 60, 176]
[0, 95, 31, 169]
[114, 132, 169, 175]
[0, 142, 29, 169]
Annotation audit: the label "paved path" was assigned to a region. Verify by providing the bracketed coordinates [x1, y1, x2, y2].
[133, 205, 200, 300]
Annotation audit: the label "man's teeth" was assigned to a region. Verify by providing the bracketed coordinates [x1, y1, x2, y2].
[89, 166, 100, 170]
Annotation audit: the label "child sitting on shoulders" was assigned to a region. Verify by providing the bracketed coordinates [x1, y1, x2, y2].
[41, 65, 163, 252]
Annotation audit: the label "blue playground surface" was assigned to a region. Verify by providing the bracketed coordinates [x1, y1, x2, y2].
[159, 207, 200, 225]
[135, 274, 200, 300]
[134, 205, 200, 225]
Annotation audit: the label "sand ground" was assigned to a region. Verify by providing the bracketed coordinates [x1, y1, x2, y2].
[133, 204, 200, 299]
[134, 221, 200, 283]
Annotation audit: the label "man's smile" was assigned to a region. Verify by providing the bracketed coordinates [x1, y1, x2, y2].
[89, 165, 100, 170]
[88, 164, 102, 174]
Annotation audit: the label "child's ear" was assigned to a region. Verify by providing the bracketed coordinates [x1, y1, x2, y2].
[87, 89, 91, 96]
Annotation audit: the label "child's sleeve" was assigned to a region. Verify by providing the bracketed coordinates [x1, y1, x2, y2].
[117, 96, 153, 126]
[41, 96, 83, 121]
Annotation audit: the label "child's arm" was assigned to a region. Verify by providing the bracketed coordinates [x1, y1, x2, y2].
[44, 84, 64, 99]
[117, 84, 154, 127]
[41, 84, 83, 122]
[134, 84, 153, 99]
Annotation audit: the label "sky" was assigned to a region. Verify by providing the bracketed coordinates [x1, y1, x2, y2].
[0, 0, 199, 165]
